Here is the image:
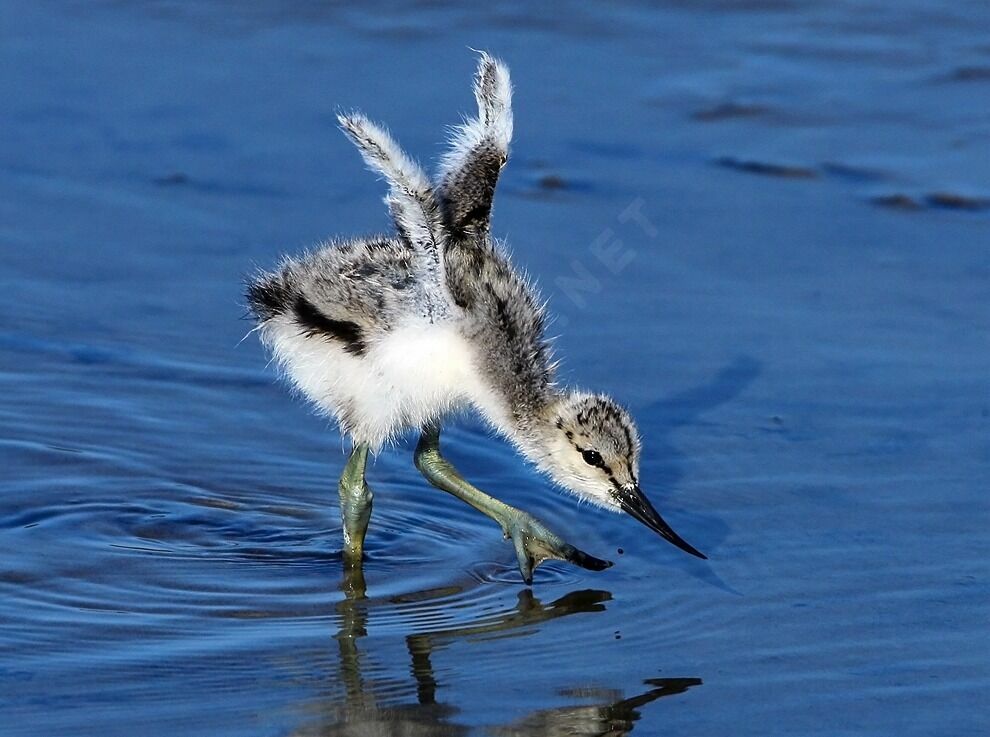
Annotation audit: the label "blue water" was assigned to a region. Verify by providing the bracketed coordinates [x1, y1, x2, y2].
[2, 2, 988, 735]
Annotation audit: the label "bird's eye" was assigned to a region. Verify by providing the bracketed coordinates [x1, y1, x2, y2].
[581, 449, 604, 467]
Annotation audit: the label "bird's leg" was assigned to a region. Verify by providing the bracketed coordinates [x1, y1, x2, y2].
[414, 423, 611, 585]
[338, 443, 373, 565]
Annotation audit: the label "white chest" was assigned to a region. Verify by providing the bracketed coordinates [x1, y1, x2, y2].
[267, 319, 503, 446]
[371, 323, 479, 408]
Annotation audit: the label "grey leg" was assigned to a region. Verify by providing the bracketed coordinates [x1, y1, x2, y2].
[339, 443, 373, 565]
[414, 423, 611, 584]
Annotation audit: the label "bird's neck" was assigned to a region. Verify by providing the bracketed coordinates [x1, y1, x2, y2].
[473, 384, 562, 465]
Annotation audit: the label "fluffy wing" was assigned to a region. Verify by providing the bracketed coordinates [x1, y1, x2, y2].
[436, 52, 513, 240]
[338, 113, 450, 317]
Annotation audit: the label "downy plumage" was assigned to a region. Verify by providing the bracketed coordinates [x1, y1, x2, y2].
[247, 53, 704, 581]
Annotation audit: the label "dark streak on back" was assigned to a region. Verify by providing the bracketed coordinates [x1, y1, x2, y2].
[294, 295, 367, 356]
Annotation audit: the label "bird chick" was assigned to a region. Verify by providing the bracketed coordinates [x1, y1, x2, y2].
[246, 52, 705, 583]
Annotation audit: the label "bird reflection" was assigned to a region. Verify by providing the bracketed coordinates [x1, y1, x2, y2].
[292, 567, 701, 736]
[489, 679, 701, 737]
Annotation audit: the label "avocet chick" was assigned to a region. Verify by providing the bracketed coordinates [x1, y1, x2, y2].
[246, 53, 705, 584]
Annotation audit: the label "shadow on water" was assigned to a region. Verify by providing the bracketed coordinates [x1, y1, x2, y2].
[294, 567, 702, 736]
[639, 356, 762, 492]
[636, 357, 761, 593]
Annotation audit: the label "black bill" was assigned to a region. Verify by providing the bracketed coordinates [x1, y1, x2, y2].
[617, 486, 707, 559]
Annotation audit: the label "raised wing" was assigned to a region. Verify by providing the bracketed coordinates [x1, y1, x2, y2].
[338, 112, 450, 317]
[437, 52, 513, 240]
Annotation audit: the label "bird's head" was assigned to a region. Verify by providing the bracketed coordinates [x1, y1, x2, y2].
[532, 390, 706, 559]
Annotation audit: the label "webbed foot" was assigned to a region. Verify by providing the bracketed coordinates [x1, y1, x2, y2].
[502, 512, 612, 585]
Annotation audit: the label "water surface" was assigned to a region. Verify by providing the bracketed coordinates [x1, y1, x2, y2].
[2, 1, 988, 735]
